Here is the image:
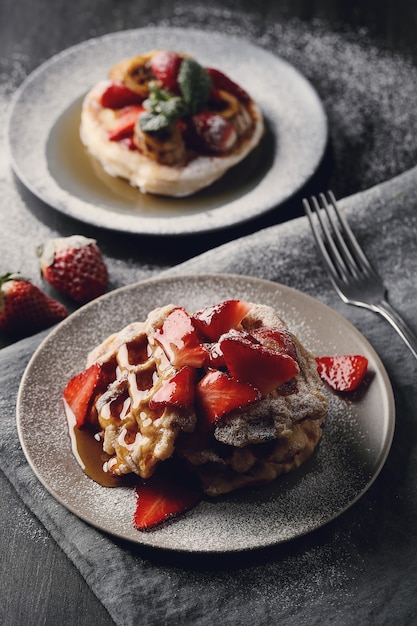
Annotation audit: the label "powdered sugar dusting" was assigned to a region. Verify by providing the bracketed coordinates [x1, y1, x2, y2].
[162, 7, 417, 195]
[3, 10, 417, 270]
[17, 274, 394, 552]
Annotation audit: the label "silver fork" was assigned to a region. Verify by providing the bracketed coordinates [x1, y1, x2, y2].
[303, 190, 417, 359]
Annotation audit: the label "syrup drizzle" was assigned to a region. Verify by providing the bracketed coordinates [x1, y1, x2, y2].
[64, 401, 129, 488]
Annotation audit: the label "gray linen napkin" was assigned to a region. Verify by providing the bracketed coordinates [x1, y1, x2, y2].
[1, 166, 416, 625]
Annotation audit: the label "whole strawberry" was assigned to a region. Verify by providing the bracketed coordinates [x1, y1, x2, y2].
[0, 272, 68, 337]
[39, 235, 108, 304]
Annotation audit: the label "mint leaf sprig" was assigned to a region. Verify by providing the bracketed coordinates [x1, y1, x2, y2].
[139, 57, 212, 133]
[140, 84, 187, 132]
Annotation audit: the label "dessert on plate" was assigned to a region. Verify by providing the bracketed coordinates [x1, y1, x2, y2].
[80, 50, 264, 196]
[63, 299, 328, 499]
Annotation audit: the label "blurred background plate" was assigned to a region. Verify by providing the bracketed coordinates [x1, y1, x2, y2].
[8, 28, 328, 235]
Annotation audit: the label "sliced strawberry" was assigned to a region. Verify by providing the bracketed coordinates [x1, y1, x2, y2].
[63, 363, 109, 428]
[219, 331, 299, 396]
[315, 355, 368, 392]
[107, 105, 144, 141]
[150, 50, 182, 91]
[99, 81, 145, 109]
[206, 67, 250, 103]
[196, 369, 260, 429]
[188, 112, 237, 153]
[204, 341, 226, 369]
[192, 299, 251, 342]
[134, 474, 201, 530]
[250, 326, 297, 360]
[153, 307, 207, 369]
[119, 136, 139, 151]
[149, 366, 196, 412]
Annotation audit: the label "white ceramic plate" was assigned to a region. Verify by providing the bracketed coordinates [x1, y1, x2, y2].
[7, 28, 327, 235]
[16, 274, 395, 553]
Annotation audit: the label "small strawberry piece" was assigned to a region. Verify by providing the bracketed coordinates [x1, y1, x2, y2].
[99, 81, 145, 109]
[206, 67, 250, 103]
[149, 366, 196, 412]
[153, 307, 207, 368]
[39, 235, 108, 304]
[107, 105, 144, 141]
[188, 112, 237, 153]
[0, 272, 67, 337]
[119, 136, 138, 151]
[196, 369, 260, 428]
[219, 331, 299, 396]
[192, 299, 251, 341]
[204, 341, 226, 369]
[63, 363, 105, 428]
[250, 326, 298, 360]
[134, 475, 201, 530]
[150, 50, 182, 91]
[315, 355, 369, 392]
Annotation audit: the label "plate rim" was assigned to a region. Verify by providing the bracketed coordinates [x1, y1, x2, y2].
[7, 27, 328, 236]
[16, 273, 395, 553]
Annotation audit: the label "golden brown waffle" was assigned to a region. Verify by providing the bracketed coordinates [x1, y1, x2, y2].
[85, 302, 328, 494]
[86, 305, 196, 479]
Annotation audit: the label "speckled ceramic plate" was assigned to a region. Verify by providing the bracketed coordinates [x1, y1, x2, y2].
[7, 28, 327, 235]
[16, 274, 395, 553]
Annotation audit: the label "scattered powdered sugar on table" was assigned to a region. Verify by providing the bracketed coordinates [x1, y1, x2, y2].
[160, 7, 417, 197]
[3, 7, 417, 275]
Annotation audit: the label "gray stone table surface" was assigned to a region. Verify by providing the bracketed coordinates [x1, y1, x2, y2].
[1, 1, 417, 624]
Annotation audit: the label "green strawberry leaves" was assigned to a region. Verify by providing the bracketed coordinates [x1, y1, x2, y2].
[139, 58, 212, 133]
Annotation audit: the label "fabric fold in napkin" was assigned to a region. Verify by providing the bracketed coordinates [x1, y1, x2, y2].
[1, 164, 417, 625]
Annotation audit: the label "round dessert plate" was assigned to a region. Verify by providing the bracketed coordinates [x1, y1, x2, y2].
[17, 274, 395, 553]
[8, 28, 327, 235]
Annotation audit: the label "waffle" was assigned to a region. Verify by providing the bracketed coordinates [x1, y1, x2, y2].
[83, 301, 328, 495]
[86, 304, 196, 479]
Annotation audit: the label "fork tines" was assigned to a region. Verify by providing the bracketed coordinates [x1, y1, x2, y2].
[303, 190, 381, 285]
[303, 191, 417, 360]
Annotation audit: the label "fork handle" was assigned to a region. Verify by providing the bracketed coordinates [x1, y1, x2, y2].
[374, 299, 417, 360]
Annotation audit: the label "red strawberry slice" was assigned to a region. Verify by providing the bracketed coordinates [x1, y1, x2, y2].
[153, 307, 207, 369]
[149, 366, 196, 412]
[99, 81, 145, 109]
[63, 363, 107, 429]
[150, 50, 182, 91]
[119, 136, 138, 151]
[188, 112, 237, 153]
[206, 67, 250, 103]
[315, 355, 368, 392]
[196, 369, 260, 429]
[192, 299, 251, 341]
[204, 341, 226, 368]
[219, 331, 299, 396]
[107, 105, 144, 141]
[134, 474, 201, 530]
[250, 326, 297, 360]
